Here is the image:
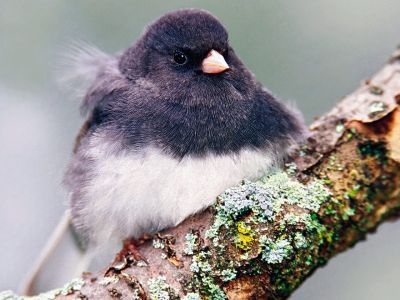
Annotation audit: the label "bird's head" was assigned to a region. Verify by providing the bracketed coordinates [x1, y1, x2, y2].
[119, 9, 256, 106]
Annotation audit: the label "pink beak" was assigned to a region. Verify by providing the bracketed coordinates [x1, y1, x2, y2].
[201, 49, 229, 74]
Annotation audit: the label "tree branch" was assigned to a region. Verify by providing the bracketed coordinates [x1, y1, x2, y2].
[7, 49, 400, 300]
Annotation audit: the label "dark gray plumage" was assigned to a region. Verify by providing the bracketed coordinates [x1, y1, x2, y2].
[64, 8, 305, 251]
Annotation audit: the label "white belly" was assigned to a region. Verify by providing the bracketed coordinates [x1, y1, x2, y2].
[80, 139, 277, 246]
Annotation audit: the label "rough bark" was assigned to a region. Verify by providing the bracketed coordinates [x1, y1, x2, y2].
[5, 49, 400, 300]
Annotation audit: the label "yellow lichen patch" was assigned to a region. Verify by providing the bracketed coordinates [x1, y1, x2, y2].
[235, 221, 254, 251]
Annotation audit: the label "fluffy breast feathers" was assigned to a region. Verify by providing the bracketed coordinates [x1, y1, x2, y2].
[69, 134, 280, 247]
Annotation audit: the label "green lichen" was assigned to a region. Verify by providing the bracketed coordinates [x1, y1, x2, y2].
[335, 123, 345, 133]
[220, 268, 237, 282]
[345, 129, 355, 141]
[152, 238, 165, 249]
[259, 172, 332, 213]
[56, 278, 85, 296]
[303, 213, 329, 242]
[147, 276, 179, 300]
[0, 291, 21, 300]
[188, 250, 227, 299]
[343, 207, 356, 221]
[200, 277, 226, 300]
[280, 213, 306, 227]
[323, 201, 338, 217]
[294, 232, 308, 249]
[260, 236, 293, 264]
[345, 184, 361, 200]
[187, 170, 340, 298]
[190, 252, 212, 273]
[207, 172, 331, 237]
[358, 141, 388, 164]
[285, 162, 298, 175]
[184, 232, 198, 255]
[366, 202, 375, 213]
[322, 175, 333, 187]
[326, 154, 345, 172]
[182, 293, 201, 300]
[0, 278, 85, 300]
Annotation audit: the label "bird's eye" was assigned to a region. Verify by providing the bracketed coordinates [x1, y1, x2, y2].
[173, 51, 188, 65]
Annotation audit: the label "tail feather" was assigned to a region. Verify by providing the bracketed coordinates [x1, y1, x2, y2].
[19, 210, 88, 296]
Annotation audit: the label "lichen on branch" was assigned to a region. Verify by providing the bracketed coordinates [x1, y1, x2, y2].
[5, 50, 400, 300]
[191, 172, 335, 298]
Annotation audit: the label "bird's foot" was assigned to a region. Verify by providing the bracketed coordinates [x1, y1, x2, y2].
[114, 234, 153, 262]
[106, 238, 144, 275]
[115, 238, 143, 262]
[106, 235, 153, 275]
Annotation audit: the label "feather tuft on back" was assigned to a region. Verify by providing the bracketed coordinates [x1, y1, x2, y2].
[58, 41, 122, 115]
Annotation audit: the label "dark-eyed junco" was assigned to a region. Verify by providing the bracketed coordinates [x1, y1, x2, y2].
[24, 8, 305, 293]
[66, 8, 305, 253]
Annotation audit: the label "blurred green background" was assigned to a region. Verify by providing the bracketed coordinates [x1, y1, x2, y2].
[1, 1, 399, 299]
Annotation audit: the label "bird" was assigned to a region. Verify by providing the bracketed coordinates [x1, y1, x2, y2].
[22, 8, 305, 294]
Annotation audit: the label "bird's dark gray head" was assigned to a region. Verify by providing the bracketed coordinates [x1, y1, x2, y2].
[144, 9, 228, 58]
[119, 9, 255, 106]
[78, 8, 304, 158]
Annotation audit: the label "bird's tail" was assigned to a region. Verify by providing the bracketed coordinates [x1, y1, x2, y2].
[19, 210, 90, 296]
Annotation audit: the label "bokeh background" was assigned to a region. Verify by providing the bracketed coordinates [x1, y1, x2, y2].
[1, 1, 400, 299]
